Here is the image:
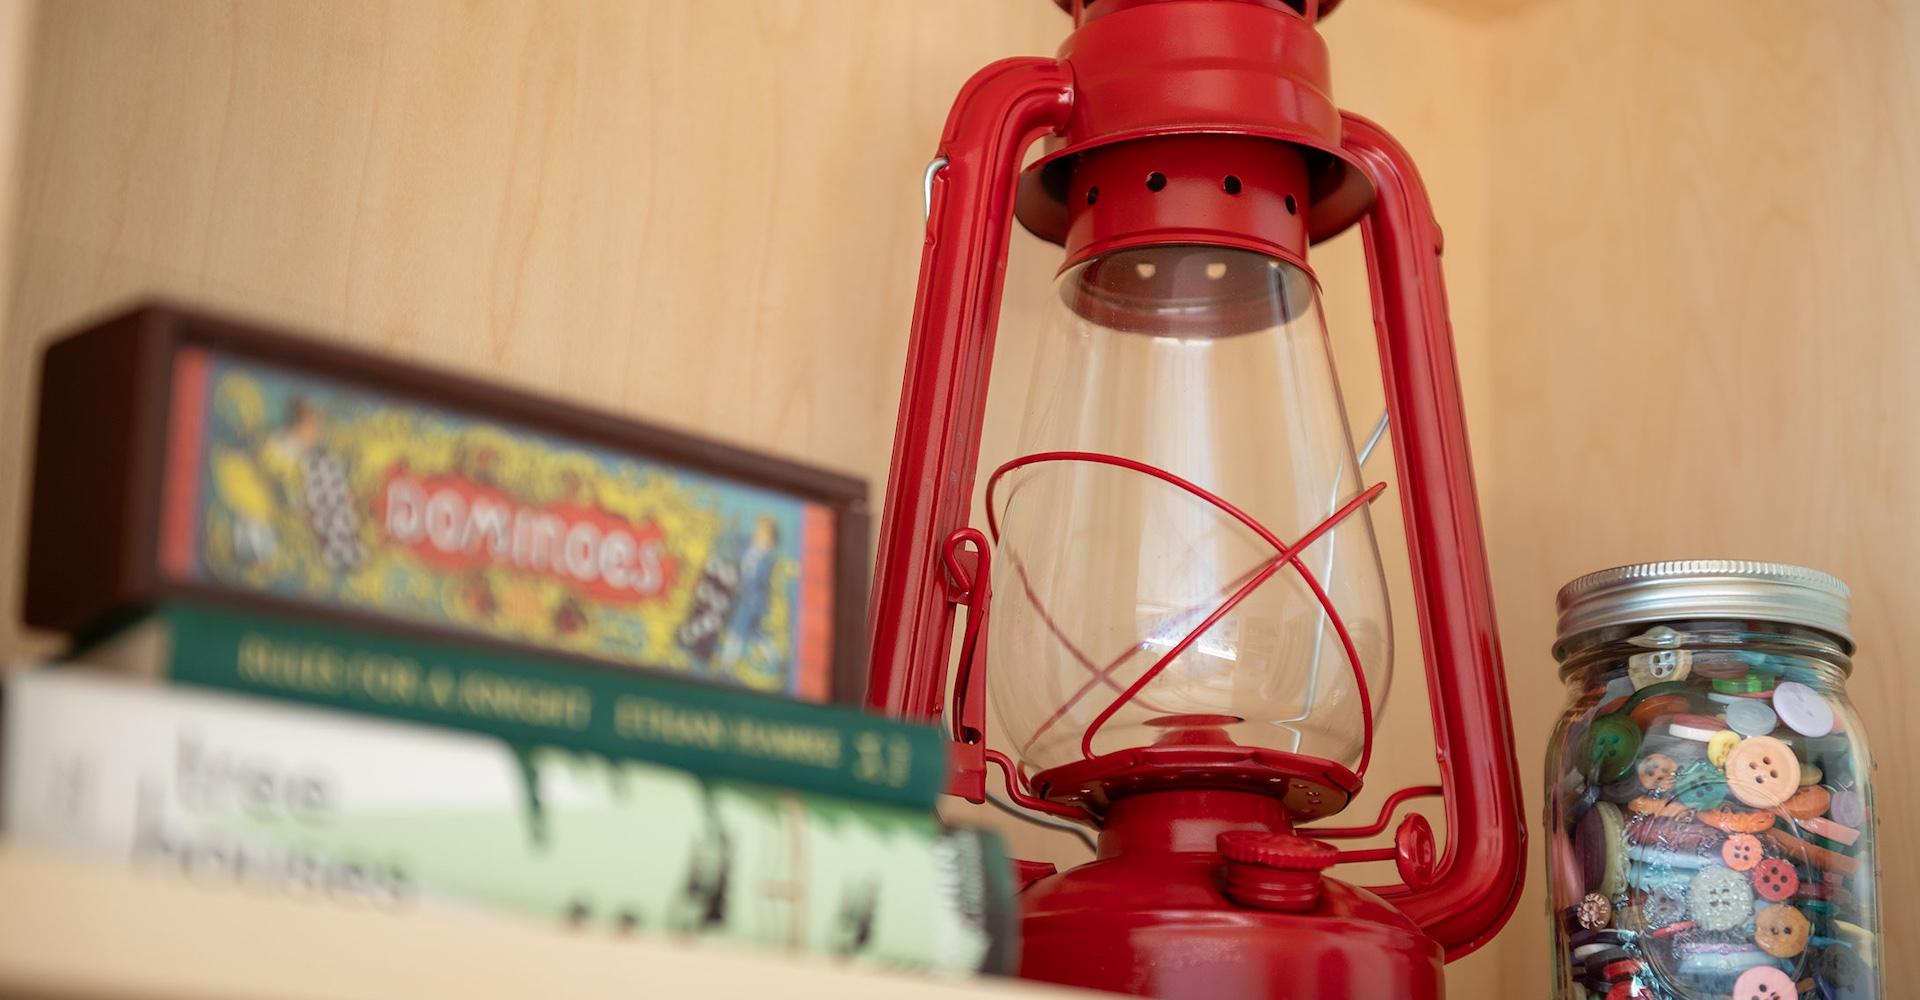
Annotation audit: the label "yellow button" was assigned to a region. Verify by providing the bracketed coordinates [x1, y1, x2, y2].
[1708, 729, 1741, 767]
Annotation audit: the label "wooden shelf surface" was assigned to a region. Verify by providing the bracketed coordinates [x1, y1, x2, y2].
[0, 847, 1093, 1000]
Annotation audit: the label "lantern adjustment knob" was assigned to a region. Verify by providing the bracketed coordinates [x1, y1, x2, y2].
[1216, 832, 1336, 912]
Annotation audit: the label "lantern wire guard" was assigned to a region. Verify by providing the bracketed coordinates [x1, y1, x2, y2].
[968, 442, 1442, 882]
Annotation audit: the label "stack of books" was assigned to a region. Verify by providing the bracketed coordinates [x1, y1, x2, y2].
[3, 305, 1015, 976]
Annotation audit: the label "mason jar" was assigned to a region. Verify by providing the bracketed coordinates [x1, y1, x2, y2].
[1545, 561, 1880, 1000]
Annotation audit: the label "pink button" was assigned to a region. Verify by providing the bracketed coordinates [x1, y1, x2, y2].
[1732, 966, 1795, 1000]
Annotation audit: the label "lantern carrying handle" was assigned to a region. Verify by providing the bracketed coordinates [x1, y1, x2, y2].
[1339, 112, 1526, 959]
[864, 58, 1075, 801]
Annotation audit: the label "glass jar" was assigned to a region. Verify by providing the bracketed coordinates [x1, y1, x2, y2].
[1545, 561, 1881, 1000]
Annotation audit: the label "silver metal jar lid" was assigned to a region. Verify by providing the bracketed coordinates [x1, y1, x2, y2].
[1554, 559, 1852, 654]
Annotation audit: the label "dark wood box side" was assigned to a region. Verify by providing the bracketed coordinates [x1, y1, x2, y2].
[22, 310, 174, 634]
[832, 505, 873, 705]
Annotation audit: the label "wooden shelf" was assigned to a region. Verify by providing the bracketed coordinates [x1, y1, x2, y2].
[0, 847, 1092, 1000]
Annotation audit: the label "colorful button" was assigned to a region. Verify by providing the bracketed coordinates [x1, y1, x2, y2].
[1635, 753, 1678, 793]
[1783, 784, 1831, 821]
[1752, 903, 1810, 958]
[1799, 762, 1824, 787]
[1673, 759, 1729, 810]
[1722, 832, 1763, 871]
[1713, 671, 1770, 694]
[1625, 815, 1718, 850]
[1799, 815, 1861, 847]
[1698, 807, 1775, 833]
[1828, 788, 1866, 827]
[1552, 829, 1587, 907]
[1833, 919, 1875, 954]
[1708, 729, 1743, 767]
[1676, 948, 1771, 977]
[1629, 693, 1690, 730]
[1598, 960, 1642, 986]
[1725, 698, 1779, 737]
[1691, 652, 1753, 679]
[1751, 857, 1799, 901]
[1732, 966, 1797, 1000]
[1763, 828, 1860, 877]
[1584, 714, 1642, 782]
[1726, 735, 1801, 808]
[1772, 680, 1836, 737]
[1577, 892, 1612, 929]
[1666, 714, 1727, 742]
[1689, 865, 1754, 931]
[1577, 801, 1628, 897]
[1628, 649, 1692, 688]
[1626, 795, 1689, 819]
[1627, 844, 1715, 870]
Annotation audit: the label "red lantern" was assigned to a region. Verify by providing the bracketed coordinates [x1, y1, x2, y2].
[866, 1, 1525, 996]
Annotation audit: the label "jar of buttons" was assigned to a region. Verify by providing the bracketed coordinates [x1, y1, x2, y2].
[1546, 561, 1880, 1000]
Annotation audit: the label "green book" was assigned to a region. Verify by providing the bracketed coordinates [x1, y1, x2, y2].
[79, 601, 946, 811]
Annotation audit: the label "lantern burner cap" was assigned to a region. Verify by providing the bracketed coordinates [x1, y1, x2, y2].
[1028, 744, 1360, 821]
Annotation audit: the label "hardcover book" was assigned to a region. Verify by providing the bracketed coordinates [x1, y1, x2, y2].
[79, 601, 945, 811]
[1, 670, 1014, 974]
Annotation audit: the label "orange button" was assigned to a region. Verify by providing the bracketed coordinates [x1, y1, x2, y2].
[1636, 753, 1678, 793]
[1753, 903, 1809, 958]
[1721, 832, 1763, 871]
[1698, 808, 1776, 834]
[1781, 784, 1830, 821]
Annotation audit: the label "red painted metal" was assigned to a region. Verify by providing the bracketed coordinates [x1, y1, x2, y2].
[1338, 111, 1525, 956]
[1015, 0, 1374, 249]
[864, 0, 1525, 994]
[1055, 135, 1314, 273]
[864, 57, 1072, 728]
[940, 527, 992, 800]
[1031, 743, 1361, 821]
[1306, 783, 1441, 839]
[1021, 789, 1444, 997]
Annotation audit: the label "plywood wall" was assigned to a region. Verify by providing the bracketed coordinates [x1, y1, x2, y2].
[1481, 0, 1920, 993]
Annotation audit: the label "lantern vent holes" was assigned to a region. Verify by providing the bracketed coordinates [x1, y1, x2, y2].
[1086, 186, 1099, 206]
[1285, 194, 1298, 215]
[1146, 171, 1167, 192]
[1222, 175, 1242, 195]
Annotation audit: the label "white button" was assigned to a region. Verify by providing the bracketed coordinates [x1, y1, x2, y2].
[1771, 681, 1835, 737]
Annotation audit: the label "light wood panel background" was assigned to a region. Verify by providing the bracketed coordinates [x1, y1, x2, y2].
[6, 1, 1915, 997]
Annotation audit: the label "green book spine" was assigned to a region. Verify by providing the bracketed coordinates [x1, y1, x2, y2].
[107, 601, 946, 810]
